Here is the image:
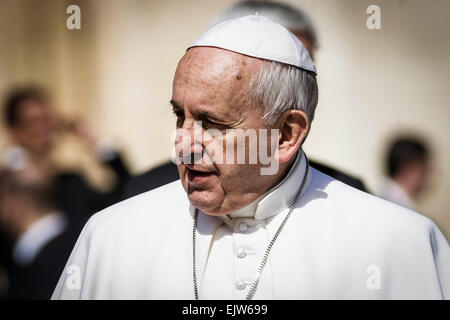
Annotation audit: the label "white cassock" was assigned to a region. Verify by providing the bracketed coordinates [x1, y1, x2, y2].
[51, 150, 450, 299]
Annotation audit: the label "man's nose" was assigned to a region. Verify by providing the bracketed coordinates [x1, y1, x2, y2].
[175, 121, 204, 164]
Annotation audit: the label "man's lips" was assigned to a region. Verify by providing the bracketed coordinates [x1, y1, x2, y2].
[184, 164, 214, 173]
[185, 166, 215, 183]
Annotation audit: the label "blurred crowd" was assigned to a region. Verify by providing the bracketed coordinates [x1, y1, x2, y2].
[0, 1, 433, 300]
[0, 87, 131, 298]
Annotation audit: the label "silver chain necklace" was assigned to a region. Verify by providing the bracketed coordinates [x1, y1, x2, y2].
[192, 159, 310, 300]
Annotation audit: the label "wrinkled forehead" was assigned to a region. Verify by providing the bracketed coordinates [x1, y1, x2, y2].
[173, 47, 264, 109]
[175, 47, 264, 85]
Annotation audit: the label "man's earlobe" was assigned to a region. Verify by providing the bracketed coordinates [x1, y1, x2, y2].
[277, 110, 309, 163]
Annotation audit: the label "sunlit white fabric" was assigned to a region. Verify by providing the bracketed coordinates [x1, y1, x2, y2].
[52, 152, 449, 299]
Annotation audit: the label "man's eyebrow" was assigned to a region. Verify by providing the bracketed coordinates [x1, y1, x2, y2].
[170, 100, 182, 110]
[197, 111, 227, 123]
[170, 100, 226, 122]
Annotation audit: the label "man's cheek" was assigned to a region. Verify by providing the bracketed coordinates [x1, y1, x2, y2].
[177, 166, 185, 178]
[204, 135, 225, 165]
[216, 165, 242, 188]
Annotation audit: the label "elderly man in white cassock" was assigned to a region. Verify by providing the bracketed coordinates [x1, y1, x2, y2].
[52, 15, 449, 300]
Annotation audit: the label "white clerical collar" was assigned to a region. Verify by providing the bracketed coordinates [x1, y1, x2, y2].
[12, 212, 67, 266]
[221, 149, 310, 222]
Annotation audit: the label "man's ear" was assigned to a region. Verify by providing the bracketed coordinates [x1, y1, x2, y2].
[276, 110, 309, 163]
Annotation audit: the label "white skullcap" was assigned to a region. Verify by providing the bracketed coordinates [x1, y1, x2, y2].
[188, 15, 317, 75]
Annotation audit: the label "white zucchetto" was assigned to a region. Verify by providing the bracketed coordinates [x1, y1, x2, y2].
[188, 15, 317, 74]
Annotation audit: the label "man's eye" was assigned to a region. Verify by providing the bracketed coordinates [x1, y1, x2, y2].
[202, 119, 228, 130]
[172, 110, 184, 118]
[203, 120, 214, 128]
[173, 111, 185, 127]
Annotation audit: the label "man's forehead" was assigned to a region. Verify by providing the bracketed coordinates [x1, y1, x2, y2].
[174, 47, 263, 107]
[173, 48, 259, 119]
[178, 47, 264, 76]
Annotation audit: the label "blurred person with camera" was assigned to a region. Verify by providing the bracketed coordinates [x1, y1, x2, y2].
[1, 87, 131, 228]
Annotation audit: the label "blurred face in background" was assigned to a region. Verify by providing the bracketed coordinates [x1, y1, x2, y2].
[401, 158, 430, 198]
[292, 31, 315, 59]
[11, 99, 54, 157]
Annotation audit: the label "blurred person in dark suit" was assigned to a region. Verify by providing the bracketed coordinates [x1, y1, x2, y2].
[0, 231, 10, 297]
[0, 169, 79, 299]
[1, 87, 131, 227]
[124, 161, 180, 199]
[123, 0, 366, 199]
[379, 137, 430, 210]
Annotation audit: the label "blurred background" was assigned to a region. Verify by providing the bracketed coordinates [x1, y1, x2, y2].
[0, 0, 449, 299]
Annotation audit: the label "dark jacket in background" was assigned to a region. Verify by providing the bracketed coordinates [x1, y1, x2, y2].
[5, 225, 79, 300]
[55, 152, 131, 228]
[309, 160, 367, 192]
[0, 152, 130, 299]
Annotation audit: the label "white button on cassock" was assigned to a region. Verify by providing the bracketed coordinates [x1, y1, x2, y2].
[236, 248, 246, 258]
[238, 222, 248, 232]
[236, 280, 246, 290]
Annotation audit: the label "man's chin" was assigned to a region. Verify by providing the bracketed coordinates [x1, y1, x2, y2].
[187, 192, 225, 216]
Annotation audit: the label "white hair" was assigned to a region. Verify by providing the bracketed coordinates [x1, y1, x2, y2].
[249, 60, 318, 126]
[216, 1, 317, 48]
